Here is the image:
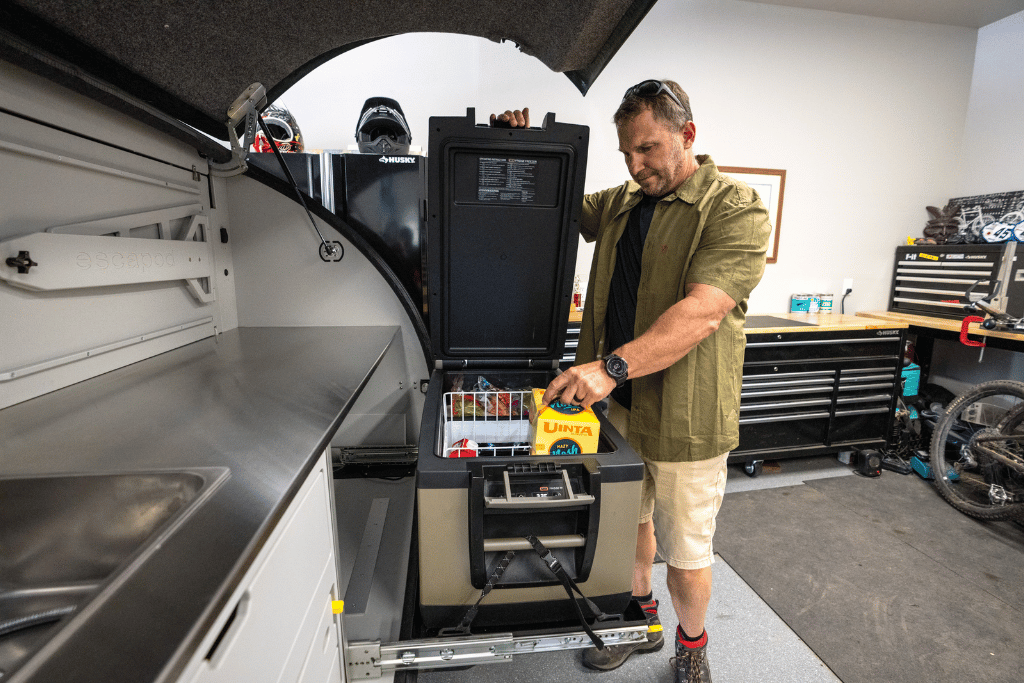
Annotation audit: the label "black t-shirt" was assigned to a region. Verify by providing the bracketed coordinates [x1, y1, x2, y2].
[605, 193, 660, 409]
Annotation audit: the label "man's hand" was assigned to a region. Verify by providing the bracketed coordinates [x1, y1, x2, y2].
[490, 108, 530, 128]
[542, 360, 615, 410]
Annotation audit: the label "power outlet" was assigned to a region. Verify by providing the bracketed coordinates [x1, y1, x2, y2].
[842, 278, 854, 295]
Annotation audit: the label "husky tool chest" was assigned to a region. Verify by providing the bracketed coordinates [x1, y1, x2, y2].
[888, 243, 1024, 320]
[416, 110, 644, 632]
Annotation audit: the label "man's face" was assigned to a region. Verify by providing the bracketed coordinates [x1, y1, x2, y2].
[616, 107, 694, 197]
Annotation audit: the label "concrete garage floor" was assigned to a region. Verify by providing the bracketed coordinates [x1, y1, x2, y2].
[418, 456, 850, 683]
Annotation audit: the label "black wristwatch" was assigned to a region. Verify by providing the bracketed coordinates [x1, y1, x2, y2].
[604, 354, 629, 387]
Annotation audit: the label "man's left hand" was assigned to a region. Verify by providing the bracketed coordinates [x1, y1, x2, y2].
[542, 361, 616, 409]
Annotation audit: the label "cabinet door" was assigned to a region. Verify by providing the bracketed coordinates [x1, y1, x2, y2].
[180, 451, 342, 683]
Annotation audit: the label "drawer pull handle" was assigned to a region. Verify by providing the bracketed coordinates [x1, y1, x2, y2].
[205, 591, 251, 667]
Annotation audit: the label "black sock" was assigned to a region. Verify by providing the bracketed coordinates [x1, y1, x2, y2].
[632, 591, 654, 604]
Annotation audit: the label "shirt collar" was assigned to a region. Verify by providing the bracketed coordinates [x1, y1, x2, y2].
[615, 154, 717, 218]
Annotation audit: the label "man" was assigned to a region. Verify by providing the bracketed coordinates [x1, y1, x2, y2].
[492, 80, 770, 682]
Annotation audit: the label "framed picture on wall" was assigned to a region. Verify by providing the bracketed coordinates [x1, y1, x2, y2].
[718, 167, 786, 264]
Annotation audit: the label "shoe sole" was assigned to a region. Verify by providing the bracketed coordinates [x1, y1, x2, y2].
[581, 637, 665, 671]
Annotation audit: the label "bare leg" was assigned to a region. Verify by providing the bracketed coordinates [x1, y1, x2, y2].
[666, 565, 712, 638]
[632, 520, 657, 595]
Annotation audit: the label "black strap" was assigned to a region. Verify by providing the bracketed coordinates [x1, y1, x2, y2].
[438, 538, 618, 650]
[525, 535, 611, 649]
[438, 550, 516, 637]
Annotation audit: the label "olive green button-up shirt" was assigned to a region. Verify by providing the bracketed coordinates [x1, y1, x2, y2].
[577, 155, 771, 462]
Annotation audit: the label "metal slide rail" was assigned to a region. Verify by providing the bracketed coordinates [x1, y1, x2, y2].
[346, 623, 649, 679]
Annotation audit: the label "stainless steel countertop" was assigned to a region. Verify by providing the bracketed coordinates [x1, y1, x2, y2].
[0, 326, 399, 683]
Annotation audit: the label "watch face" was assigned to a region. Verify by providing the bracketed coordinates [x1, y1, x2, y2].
[606, 355, 628, 379]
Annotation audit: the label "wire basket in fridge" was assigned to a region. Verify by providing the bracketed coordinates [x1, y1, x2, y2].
[441, 389, 533, 457]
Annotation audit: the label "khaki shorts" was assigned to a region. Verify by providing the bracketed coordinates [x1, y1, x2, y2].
[607, 399, 729, 570]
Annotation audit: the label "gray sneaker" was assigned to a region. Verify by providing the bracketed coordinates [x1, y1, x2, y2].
[581, 598, 663, 671]
[672, 635, 712, 683]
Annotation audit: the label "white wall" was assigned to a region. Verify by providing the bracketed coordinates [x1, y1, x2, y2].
[938, 9, 1024, 387]
[279, 0, 978, 316]
[955, 10, 1024, 196]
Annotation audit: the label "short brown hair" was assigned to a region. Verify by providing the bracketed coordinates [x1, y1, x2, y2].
[614, 79, 692, 131]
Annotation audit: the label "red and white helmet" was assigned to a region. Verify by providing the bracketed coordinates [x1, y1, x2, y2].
[252, 103, 304, 153]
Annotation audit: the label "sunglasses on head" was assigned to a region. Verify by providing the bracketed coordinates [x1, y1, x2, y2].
[622, 80, 684, 110]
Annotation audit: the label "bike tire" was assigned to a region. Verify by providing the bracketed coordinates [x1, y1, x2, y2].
[930, 379, 1024, 521]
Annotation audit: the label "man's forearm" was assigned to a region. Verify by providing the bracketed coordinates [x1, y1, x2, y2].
[542, 284, 735, 408]
[614, 284, 735, 380]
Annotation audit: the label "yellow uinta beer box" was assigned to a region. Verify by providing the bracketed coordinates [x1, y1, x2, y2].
[530, 388, 601, 456]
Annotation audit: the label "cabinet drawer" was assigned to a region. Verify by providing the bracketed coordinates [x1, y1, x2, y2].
[279, 558, 341, 683]
[744, 335, 901, 363]
[294, 566, 343, 683]
[736, 350, 901, 455]
[739, 414, 830, 451]
[184, 455, 336, 683]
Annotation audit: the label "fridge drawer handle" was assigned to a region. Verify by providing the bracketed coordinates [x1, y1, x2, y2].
[484, 494, 596, 509]
[484, 468, 595, 509]
[483, 534, 586, 552]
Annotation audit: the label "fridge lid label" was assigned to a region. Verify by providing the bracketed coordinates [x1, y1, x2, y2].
[478, 157, 538, 203]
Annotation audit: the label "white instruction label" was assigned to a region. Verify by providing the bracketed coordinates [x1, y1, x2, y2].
[477, 157, 537, 203]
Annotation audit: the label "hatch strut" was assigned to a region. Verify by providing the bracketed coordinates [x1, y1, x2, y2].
[209, 83, 265, 178]
[210, 83, 341, 261]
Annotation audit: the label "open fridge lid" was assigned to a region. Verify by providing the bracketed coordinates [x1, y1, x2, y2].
[426, 109, 589, 367]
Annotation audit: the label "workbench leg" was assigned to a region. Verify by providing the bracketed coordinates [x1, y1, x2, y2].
[913, 332, 935, 387]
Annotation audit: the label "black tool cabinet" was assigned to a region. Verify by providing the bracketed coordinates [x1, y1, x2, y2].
[731, 327, 906, 475]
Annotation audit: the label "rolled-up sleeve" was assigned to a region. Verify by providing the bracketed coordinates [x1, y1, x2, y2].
[685, 183, 772, 305]
[580, 191, 604, 243]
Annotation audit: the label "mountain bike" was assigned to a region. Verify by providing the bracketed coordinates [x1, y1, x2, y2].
[929, 288, 1024, 520]
[930, 380, 1024, 520]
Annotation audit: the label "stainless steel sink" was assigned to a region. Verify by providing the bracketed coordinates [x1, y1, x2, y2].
[0, 468, 228, 678]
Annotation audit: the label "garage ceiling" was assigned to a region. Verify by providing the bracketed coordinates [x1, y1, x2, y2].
[744, 0, 1024, 29]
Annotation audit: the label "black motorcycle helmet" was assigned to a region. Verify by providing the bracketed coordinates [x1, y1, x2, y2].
[355, 97, 412, 155]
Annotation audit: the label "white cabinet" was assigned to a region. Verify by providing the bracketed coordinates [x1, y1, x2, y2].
[178, 450, 345, 683]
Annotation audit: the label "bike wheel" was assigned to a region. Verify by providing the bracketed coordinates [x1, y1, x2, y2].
[930, 380, 1024, 521]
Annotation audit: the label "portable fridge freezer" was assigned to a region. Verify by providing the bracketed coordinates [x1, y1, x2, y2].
[415, 110, 644, 633]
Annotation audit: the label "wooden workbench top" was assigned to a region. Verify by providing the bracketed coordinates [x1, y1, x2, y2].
[742, 312, 908, 334]
[858, 310, 1024, 343]
[569, 310, 908, 334]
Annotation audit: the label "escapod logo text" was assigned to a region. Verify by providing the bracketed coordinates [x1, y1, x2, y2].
[379, 156, 416, 164]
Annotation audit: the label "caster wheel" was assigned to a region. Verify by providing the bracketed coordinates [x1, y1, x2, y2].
[744, 460, 763, 477]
